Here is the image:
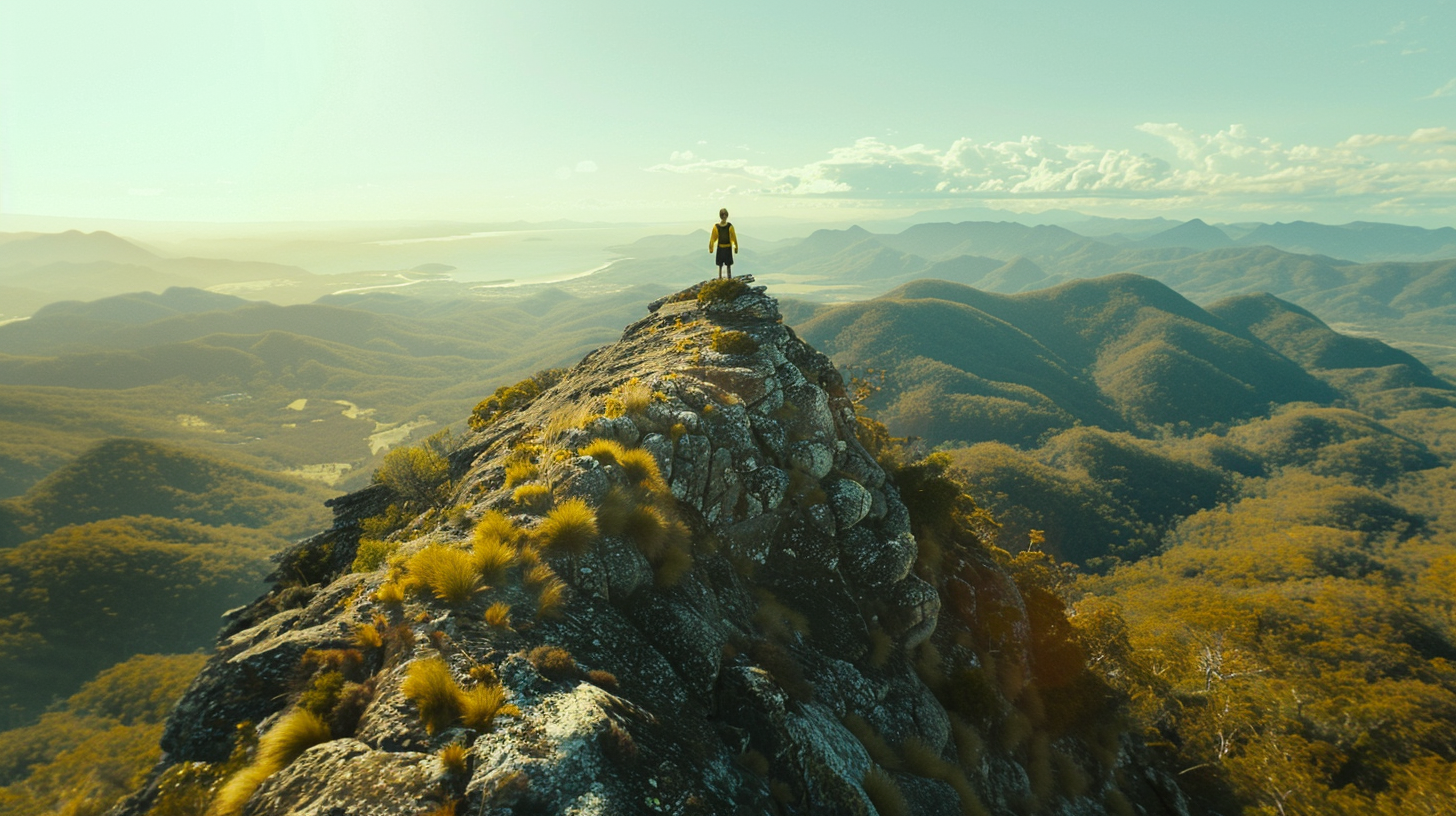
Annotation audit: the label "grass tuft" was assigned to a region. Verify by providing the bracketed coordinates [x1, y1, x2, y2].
[401, 658, 462, 735]
[697, 276, 749, 305]
[209, 709, 332, 816]
[842, 713, 900, 770]
[623, 503, 669, 557]
[579, 438, 627, 465]
[503, 461, 539, 489]
[474, 509, 522, 545]
[654, 545, 694, 588]
[535, 498, 599, 554]
[437, 742, 470, 776]
[617, 448, 664, 489]
[484, 601, 513, 629]
[710, 327, 759, 355]
[511, 483, 553, 513]
[527, 645, 581, 680]
[407, 544, 483, 607]
[535, 577, 568, 619]
[459, 683, 508, 731]
[861, 766, 910, 816]
[472, 534, 518, 582]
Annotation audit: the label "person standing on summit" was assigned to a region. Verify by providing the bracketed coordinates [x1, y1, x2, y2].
[709, 208, 738, 278]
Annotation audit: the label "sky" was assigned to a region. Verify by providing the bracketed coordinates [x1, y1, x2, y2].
[2, 0, 1454, 227]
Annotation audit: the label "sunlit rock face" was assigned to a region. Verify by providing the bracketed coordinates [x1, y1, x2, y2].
[110, 278, 1188, 816]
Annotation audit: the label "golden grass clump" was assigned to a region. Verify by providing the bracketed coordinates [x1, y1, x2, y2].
[543, 402, 598, 440]
[523, 562, 556, 587]
[623, 503, 668, 556]
[842, 713, 900, 770]
[586, 669, 620, 692]
[616, 447, 664, 489]
[535, 497, 599, 554]
[473, 534, 518, 582]
[353, 622, 384, 650]
[613, 377, 654, 416]
[535, 577, 569, 619]
[474, 509, 522, 544]
[696, 276, 749, 305]
[504, 461, 539, 489]
[579, 438, 627, 465]
[407, 544, 483, 607]
[654, 545, 694, 588]
[209, 709, 333, 816]
[512, 483, 553, 513]
[861, 766, 910, 816]
[459, 683, 508, 731]
[374, 581, 406, 606]
[484, 601, 513, 629]
[596, 486, 635, 535]
[710, 327, 759, 355]
[437, 743, 470, 776]
[401, 658, 463, 735]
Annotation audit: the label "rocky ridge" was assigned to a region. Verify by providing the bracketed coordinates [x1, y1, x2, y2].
[111, 278, 1189, 816]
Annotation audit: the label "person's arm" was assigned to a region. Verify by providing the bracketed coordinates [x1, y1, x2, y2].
[709, 226, 717, 252]
[729, 224, 738, 252]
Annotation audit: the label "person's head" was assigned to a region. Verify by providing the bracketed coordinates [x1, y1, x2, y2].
[719, 208, 729, 221]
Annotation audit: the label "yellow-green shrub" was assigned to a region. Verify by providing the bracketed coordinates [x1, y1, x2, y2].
[352, 538, 399, 572]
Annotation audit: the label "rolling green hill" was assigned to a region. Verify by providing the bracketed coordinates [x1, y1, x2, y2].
[0, 284, 669, 497]
[0, 438, 332, 547]
[800, 274, 1339, 445]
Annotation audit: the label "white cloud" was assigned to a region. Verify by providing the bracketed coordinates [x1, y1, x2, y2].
[647, 124, 1456, 210]
[575, 160, 598, 173]
[1423, 77, 1456, 99]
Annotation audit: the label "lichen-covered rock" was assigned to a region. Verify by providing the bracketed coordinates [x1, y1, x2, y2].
[108, 277, 1189, 816]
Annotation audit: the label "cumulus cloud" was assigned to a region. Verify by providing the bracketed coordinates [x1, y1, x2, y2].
[647, 124, 1456, 209]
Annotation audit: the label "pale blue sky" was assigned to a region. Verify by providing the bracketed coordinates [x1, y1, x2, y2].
[2, 0, 1453, 225]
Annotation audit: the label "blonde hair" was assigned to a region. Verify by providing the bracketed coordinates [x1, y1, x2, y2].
[719, 208, 729, 220]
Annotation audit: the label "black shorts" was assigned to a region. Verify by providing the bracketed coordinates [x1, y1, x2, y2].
[716, 246, 734, 267]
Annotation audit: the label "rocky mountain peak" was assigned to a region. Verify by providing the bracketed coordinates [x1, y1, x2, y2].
[110, 277, 1188, 816]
